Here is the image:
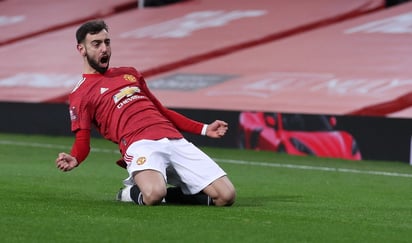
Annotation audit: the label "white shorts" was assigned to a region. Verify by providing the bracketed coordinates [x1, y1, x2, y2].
[122, 138, 226, 194]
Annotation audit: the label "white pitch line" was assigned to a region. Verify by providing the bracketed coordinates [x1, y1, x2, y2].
[0, 140, 119, 153]
[2, 139, 412, 178]
[216, 159, 412, 178]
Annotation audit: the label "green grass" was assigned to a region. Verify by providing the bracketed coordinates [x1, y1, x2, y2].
[1, 133, 412, 242]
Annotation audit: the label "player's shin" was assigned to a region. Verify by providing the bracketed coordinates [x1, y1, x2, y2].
[165, 187, 214, 206]
[130, 185, 145, 205]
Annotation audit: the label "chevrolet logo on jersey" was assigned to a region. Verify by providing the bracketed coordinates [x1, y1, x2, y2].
[113, 86, 140, 104]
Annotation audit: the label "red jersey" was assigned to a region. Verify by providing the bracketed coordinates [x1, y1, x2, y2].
[69, 67, 204, 159]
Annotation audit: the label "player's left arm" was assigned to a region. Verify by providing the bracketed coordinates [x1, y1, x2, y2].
[204, 119, 228, 138]
[139, 77, 204, 134]
[164, 109, 228, 138]
[146, 86, 228, 137]
[137, 71, 229, 137]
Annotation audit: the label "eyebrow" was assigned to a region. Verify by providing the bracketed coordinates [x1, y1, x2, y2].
[90, 38, 110, 44]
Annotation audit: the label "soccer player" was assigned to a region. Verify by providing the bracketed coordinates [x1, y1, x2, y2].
[55, 19, 236, 206]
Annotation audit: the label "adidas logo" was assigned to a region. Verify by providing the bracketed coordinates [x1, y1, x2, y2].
[100, 87, 109, 94]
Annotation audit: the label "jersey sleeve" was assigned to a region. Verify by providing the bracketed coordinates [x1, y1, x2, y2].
[69, 87, 93, 132]
[70, 129, 91, 164]
[68, 82, 93, 164]
[162, 108, 204, 134]
[137, 72, 204, 134]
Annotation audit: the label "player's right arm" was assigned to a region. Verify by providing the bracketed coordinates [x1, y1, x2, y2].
[55, 153, 78, 172]
[55, 129, 91, 172]
[58, 82, 94, 172]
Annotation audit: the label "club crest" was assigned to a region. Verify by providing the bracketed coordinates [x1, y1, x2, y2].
[123, 74, 137, 82]
[136, 157, 147, 165]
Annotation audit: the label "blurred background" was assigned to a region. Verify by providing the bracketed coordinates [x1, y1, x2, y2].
[1, 0, 412, 163]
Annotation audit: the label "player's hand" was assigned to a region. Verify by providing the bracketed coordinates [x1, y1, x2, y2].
[55, 152, 78, 172]
[206, 120, 228, 138]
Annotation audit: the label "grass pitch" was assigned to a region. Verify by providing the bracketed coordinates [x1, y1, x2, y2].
[1, 133, 412, 243]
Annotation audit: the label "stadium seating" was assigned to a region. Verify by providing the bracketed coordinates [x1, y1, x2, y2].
[0, 0, 386, 105]
[4, 0, 412, 162]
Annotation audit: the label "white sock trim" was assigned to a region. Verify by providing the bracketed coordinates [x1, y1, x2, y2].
[122, 186, 133, 202]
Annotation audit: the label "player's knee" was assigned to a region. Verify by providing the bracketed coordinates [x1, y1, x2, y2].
[142, 185, 167, 205]
[223, 188, 236, 206]
[215, 188, 236, 206]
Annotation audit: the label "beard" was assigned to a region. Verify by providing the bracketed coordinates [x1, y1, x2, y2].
[86, 53, 109, 74]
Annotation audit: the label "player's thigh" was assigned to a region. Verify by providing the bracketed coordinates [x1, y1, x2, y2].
[171, 141, 227, 194]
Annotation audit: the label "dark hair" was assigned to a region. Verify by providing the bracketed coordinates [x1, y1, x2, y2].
[76, 19, 109, 44]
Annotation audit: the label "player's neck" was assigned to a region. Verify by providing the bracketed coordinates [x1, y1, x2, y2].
[83, 65, 107, 75]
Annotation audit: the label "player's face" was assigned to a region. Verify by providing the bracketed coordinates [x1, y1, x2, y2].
[83, 30, 111, 74]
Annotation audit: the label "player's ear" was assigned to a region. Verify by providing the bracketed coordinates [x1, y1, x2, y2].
[77, 43, 86, 56]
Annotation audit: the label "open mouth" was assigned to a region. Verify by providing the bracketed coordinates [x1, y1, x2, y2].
[100, 56, 109, 64]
